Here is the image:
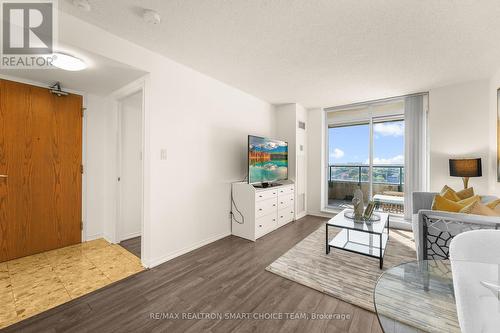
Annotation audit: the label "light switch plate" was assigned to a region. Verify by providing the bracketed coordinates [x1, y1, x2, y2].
[160, 149, 167, 160]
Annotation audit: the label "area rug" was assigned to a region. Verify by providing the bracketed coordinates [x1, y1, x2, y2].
[266, 224, 416, 312]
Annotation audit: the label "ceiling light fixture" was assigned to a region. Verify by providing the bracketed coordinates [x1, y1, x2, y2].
[73, 0, 91, 12]
[143, 9, 161, 25]
[52, 53, 87, 71]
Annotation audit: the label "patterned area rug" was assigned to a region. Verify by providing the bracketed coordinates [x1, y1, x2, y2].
[266, 224, 416, 312]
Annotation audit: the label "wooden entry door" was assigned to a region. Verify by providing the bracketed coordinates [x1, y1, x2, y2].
[0, 79, 82, 262]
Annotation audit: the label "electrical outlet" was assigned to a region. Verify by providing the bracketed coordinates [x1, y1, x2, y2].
[160, 148, 167, 160]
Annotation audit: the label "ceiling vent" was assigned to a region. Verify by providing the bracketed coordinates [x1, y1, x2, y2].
[72, 0, 91, 12]
[143, 9, 161, 25]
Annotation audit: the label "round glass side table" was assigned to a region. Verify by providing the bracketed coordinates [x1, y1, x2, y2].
[374, 260, 460, 333]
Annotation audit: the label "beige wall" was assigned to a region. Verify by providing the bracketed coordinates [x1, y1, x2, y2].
[428, 80, 491, 194]
[489, 70, 500, 196]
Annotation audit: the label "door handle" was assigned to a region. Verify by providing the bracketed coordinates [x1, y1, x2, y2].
[0, 175, 7, 178]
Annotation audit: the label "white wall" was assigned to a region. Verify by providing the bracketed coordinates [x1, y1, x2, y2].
[85, 94, 117, 241]
[275, 103, 308, 218]
[306, 108, 326, 217]
[119, 92, 143, 241]
[428, 80, 491, 194]
[488, 70, 500, 197]
[59, 12, 275, 267]
[296, 104, 308, 217]
[275, 104, 297, 181]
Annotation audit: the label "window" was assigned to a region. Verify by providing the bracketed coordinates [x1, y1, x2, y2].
[326, 100, 405, 215]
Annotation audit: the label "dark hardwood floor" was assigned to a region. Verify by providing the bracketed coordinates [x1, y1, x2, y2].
[3, 216, 383, 333]
[119, 236, 141, 258]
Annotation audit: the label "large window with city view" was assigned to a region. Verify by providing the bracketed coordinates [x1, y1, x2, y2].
[327, 114, 405, 215]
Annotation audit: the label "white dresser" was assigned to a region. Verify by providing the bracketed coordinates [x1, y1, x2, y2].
[231, 182, 295, 241]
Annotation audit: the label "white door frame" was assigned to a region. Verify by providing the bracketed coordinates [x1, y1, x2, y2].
[111, 78, 146, 265]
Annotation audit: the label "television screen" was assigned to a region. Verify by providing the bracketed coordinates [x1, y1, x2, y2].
[248, 135, 288, 184]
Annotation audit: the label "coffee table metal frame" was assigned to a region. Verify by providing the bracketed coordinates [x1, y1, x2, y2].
[325, 211, 389, 269]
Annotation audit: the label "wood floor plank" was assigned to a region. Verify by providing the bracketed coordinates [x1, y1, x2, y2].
[2, 215, 384, 333]
[119, 236, 141, 258]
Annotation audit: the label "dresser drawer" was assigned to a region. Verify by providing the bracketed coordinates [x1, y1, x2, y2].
[278, 185, 294, 197]
[255, 189, 278, 202]
[255, 213, 277, 238]
[277, 208, 294, 227]
[255, 198, 277, 218]
[278, 193, 294, 209]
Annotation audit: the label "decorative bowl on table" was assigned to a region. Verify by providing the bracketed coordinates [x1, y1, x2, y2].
[343, 210, 381, 224]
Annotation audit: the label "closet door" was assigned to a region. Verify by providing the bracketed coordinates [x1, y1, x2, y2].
[0, 79, 82, 262]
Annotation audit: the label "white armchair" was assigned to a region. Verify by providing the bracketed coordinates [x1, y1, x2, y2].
[449, 230, 500, 333]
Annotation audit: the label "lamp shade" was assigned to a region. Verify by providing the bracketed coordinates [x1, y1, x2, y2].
[449, 158, 482, 177]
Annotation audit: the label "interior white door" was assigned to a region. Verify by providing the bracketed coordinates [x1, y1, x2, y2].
[120, 91, 142, 241]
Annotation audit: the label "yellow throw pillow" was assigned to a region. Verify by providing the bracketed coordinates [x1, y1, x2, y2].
[457, 195, 480, 206]
[486, 199, 500, 210]
[456, 187, 474, 200]
[432, 195, 466, 213]
[460, 201, 500, 216]
[440, 185, 454, 196]
[442, 188, 461, 202]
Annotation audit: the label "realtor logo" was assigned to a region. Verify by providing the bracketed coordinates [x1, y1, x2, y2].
[1, 0, 57, 68]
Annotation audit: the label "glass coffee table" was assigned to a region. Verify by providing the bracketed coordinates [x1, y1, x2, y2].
[325, 209, 389, 269]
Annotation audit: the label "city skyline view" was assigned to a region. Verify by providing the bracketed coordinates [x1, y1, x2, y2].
[328, 120, 405, 166]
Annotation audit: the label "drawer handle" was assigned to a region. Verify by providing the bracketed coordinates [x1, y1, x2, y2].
[272, 219, 276, 221]
[259, 195, 262, 198]
[280, 202, 283, 204]
[259, 224, 262, 227]
[280, 216, 284, 218]
[259, 208, 262, 211]
[290, 211, 293, 214]
[272, 192, 276, 195]
[291, 198, 293, 201]
[272, 204, 276, 207]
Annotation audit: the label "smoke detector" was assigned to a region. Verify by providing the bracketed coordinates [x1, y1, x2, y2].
[143, 9, 161, 25]
[73, 0, 91, 12]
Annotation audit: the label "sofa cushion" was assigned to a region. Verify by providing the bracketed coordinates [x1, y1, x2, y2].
[432, 195, 466, 212]
[486, 198, 500, 210]
[460, 201, 500, 216]
[440, 185, 475, 201]
[456, 187, 475, 200]
[458, 195, 481, 206]
[442, 188, 461, 202]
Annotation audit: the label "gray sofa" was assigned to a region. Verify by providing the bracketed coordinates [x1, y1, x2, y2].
[412, 192, 500, 260]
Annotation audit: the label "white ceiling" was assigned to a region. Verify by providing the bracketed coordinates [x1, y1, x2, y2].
[0, 44, 146, 95]
[60, 0, 500, 107]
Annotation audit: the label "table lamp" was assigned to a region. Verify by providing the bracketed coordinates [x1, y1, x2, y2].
[449, 158, 482, 189]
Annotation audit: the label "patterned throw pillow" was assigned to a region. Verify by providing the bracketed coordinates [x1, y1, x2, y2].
[440, 185, 475, 200]
[486, 199, 500, 210]
[456, 187, 474, 200]
[457, 195, 480, 206]
[432, 195, 466, 212]
[460, 201, 500, 216]
[441, 188, 461, 202]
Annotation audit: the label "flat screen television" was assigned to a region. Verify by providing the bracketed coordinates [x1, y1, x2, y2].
[248, 135, 288, 185]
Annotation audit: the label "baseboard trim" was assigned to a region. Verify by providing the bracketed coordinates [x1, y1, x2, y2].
[147, 231, 231, 268]
[296, 212, 307, 219]
[84, 233, 103, 242]
[307, 211, 336, 218]
[120, 231, 141, 242]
